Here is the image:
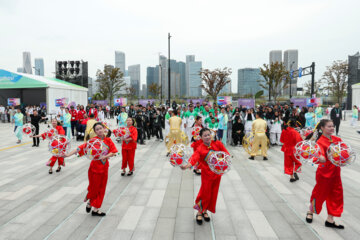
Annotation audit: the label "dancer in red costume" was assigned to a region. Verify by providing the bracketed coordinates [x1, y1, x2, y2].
[64, 122, 118, 217]
[191, 116, 204, 175]
[181, 128, 229, 225]
[119, 118, 138, 176]
[305, 119, 345, 229]
[31, 118, 66, 174]
[280, 119, 302, 182]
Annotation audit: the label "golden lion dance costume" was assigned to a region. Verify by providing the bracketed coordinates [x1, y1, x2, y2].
[165, 116, 189, 152]
[249, 118, 268, 157]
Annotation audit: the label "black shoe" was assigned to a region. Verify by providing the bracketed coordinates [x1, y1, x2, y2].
[290, 178, 296, 182]
[49, 169, 53, 174]
[56, 167, 61, 172]
[294, 173, 299, 180]
[121, 171, 125, 176]
[92, 210, 106, 217]
[127, 171, 133, 176]
[36, 144, 39, 147]
[249, 156, 255, 160]
[263, 157, 268, 161]
[32, 145, 36, 147]
[196, 213, 203, 225]
[325, 220, 344, 229]
[86, 204, 91, 213]
[166, 152, 170, 157]
[193, 169, 201, 175]
[203, 213, 210, 222]
[306, 212, 313, 223]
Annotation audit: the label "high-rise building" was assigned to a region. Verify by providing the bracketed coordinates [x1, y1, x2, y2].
[146, 67, 156, 97]
[188, 61, 202, 97]
[219, 79, 232, 94]
[141, 84, 147, 98]
[269, 50, 282, 64]
[347, 52, 360, 108]
[186, 55, 195, 96]
[55, 60, 89, 88]
[238, 68, 267, 96]
[283, 49, 298, 96]
[159, 55, 168, 97]
[118, 76, 131, 95]
[17, 67, 24, 73]
[128, 64, 141, 96]
[22, 52, 32, 74]
[34, 58, 44, 76]
[115, 51, 126, 75]
[177, 62, 186, 97]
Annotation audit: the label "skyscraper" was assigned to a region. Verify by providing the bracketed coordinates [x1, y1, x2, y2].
[115, 51, 126, 75]
[34, 58, 44, 76]
[146, 67, 156, 97]
[269, 50, 282, 64]
[188, 61, 202, 97]
[128, 64, 141, 96]
[283, 49, 298, 96]
[237, 68, 267, 96]
[347, 52, 360, 108]
[186, 55, 195, 96]
[159, 55, 168, 97]
[17, 67, 24, 73]
[22, 52, 32, 74]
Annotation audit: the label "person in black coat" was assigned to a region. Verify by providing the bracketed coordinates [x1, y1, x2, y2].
[330, 103, 342, 136]
[135, 110, 145, 144]
[232, 117, 245, 146]
[153, 110, 163, 141]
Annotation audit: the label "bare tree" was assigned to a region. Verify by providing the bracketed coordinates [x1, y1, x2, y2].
[322, 60, 348, 104]
[304, 79, 322, 96]
[96, 65, 126, 106]
[125, 86, 137, 100]
[258, 62, 290, 102]
[200, 68, 232, 102]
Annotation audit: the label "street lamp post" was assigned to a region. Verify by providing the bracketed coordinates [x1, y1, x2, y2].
[289, 61, 295, 100]
[168, 33, 171, 107]
[159, 64, 163, 104]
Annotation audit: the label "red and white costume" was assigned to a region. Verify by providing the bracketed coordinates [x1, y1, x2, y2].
[120, 126, 138, 172]
[42, 126, 66, 167]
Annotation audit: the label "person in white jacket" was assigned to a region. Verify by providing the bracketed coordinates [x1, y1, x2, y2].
[244, 109, 255, 135]
[270, 112, 282, 145]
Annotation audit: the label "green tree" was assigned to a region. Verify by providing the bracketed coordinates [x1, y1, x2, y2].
[148, 83, 161, 99]
[322, 60, 348, 104]
[200, 68, 232, 102]
[258, 62, 290, 102]
[96, 65, 126, 107]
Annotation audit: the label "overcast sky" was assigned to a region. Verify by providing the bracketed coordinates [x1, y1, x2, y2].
[0, 0, 359, 93]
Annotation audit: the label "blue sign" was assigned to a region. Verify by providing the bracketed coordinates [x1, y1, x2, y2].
[298, 67, 303, 77]
[290, 70, 293, 79]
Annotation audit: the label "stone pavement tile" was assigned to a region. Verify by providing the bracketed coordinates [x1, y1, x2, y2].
[110, 229, 133, 240]
[132, 230, 154, 240]
[215, 235, 237, 240]
[152, 218, 175, 240]
[0, 200, 38, 226]
[262, 210, 300, 239]
[146, 190, 165, 207]
[47, 213, 88, 240]
[174, 232, 194, 240]
[135, 207, 160, 232]
[154, 178, 169, 189]
[212, 209, 235, 236]
[117, 206, 144, 230]
[178, 190, 193, 208]
[0, 222, 23, 240]
[132, 189, 152, 206]
[246, 210, 278, 239]
[273, 202, 305, 225]
[159, 197, 178, 218]
[194, 220, 212, 240]
[292, 225, 321, 240]
[174, 207, 194, 233]
[26, 224, 55, 240]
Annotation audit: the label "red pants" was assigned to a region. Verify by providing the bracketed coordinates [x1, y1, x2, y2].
[122, 148, 135, 171]
[194, 168, 221, 213]
[284, 154, 302, 175]
[310, 174, 343, 217]
[87, 169, 108, 209]
[48, 156, 65, 167]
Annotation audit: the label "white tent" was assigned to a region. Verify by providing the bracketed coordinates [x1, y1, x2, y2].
[352, 83, 360, 108]
[0, 69, 88, 113]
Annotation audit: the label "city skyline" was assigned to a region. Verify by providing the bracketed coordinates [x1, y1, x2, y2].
[1, 0, 359, 94]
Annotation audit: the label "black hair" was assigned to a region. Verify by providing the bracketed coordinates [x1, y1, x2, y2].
[195, 116, 202, 121]
[173, 109, 178, 115]
[283, 118, 297, 130]
[93, 122, 111, 138]
[305, 119, 332, 141]
[89, 114, 95, 118]
[199, 128, 211, 137]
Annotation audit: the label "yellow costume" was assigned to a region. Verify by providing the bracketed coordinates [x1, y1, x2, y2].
[250, 118, 268, 157]
[165, 116, 189, 152]
[85, 119, 97, 141]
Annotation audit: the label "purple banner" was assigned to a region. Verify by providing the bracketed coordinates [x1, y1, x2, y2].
[92, 100, 108, 106]
[290, 98, 307, 108]
[186, 99, 206, 105]
[237, 99, 255, 109]
[40, 102, 47, 108]
[138, 99, 156, 106]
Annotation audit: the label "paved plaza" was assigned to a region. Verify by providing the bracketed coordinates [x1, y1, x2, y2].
[0, 120, 360, 240]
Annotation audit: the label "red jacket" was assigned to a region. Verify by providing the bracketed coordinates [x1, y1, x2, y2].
[77, 110, 86, 122]
[89, 108, 98, 119]
[316, 135, 342, 178]
[78, 136, 118, 173]
[280, 127, 302, 155]
[69, 109, 78, 121]
[122, 126, 138, 150]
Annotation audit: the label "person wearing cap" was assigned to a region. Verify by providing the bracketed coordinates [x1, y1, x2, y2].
[184, 104, 198, 141]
